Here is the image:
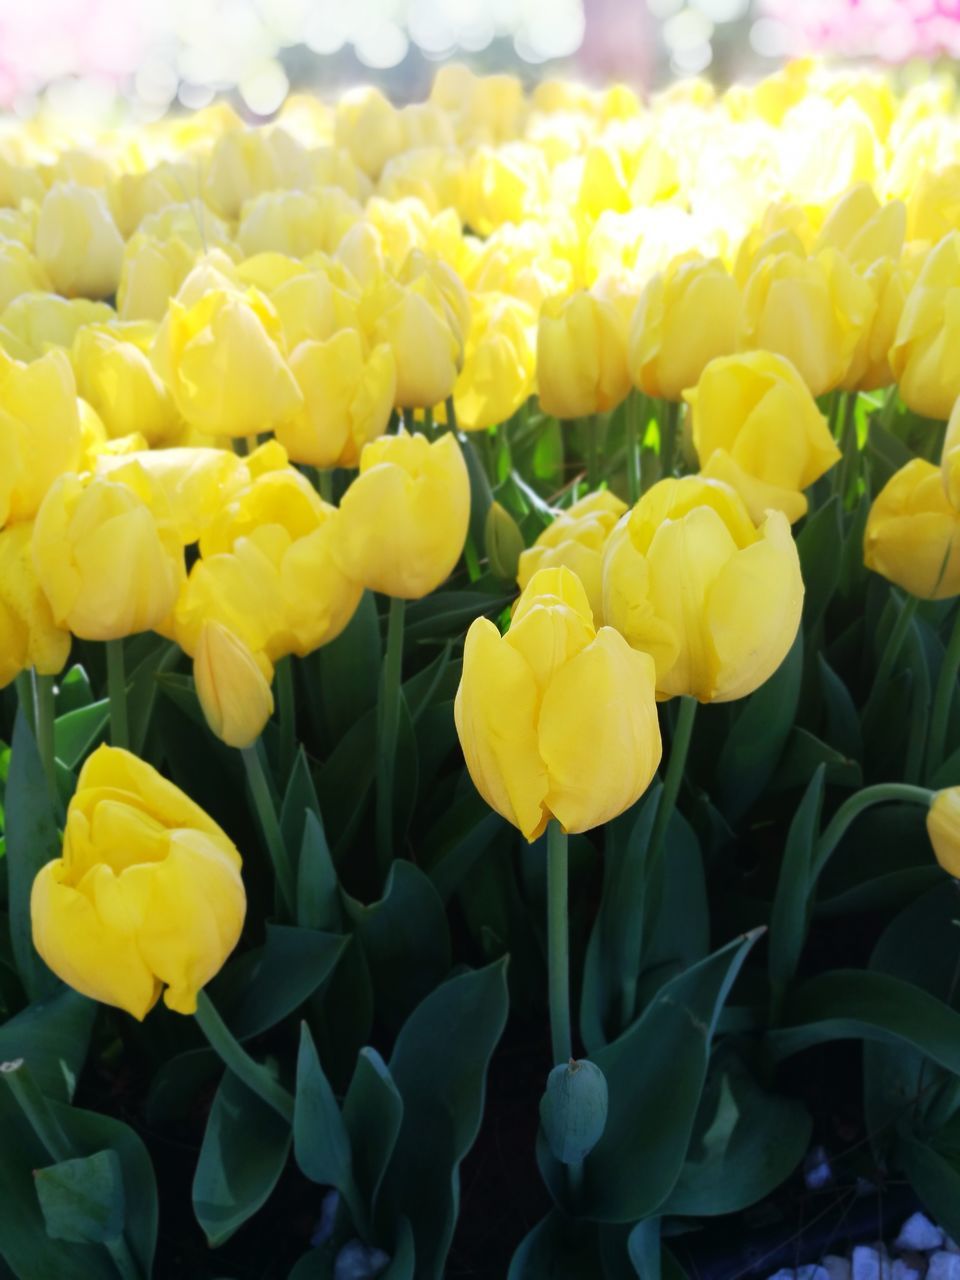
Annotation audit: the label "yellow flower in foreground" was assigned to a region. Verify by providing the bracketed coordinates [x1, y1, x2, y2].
[361, 277, 460, 410]
[890, 232, 960, 421]
[194, 621, 274, 749]
[335, 429, 470, 598]
[538, 291, 631, 419]
[864, 458, 960, 600]
[0, 522, 71, 688]
[32, 469, 185, 640]
[941, 396, 960, 510]
[73, 326, 179, 445]
[517, 490, 627, 624]
[35, 182, 124, 299]
[31, 746, 245, 1018]
[0, 347, 81, 528]
[927, 788, 960, 878]
[455, 565, 661, 841]
[686, 351, 840, 523]
[602, 476, 804, 702]
[453, 292, 536, 431]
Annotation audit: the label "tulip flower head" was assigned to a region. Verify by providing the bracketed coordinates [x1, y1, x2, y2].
[864, 458, 960, 600]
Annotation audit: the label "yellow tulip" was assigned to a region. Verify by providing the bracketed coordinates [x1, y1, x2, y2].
[108, 161, 198, 238]
[0, 347, 81, 529]
[72, 326, 179, 445]
[864, 458, 960, 600]
[237, 188, 361, 259]
[812, 183, 905, 269]
[0, 240, 50, 311]
[841, 253, 919, 392]
[517, 490, 627, 624]
[942, 396, 960, 510]
[538, 291, 631, 419]
[0, 522, 71, 688]
[202, 125, 309, 220]
[268, 268, 359, 350]
[890, 232, 960, 421]
[0, 292, 115, 361]
[685, 351, 840, 523]
[740, 248, 876, 396]
[454, 565, 661, 841]
[453, 292, 536, 432]
[32, 469, 185, 641]
[602, 476, 804, 702]
[35, 182, 124, 299]
[927, 788, 960, 878]
[31, 745, 245, 1018]
[628, 258, 741, 401]
[335, 429, 470, 599]
[153, 286, 302, 439]
[278, 330, 396, 469]
[906, 164, 960, 246]
[194, 621, 274, 749]
[360, 278, 460, 410]
[335, 87, 405, 180]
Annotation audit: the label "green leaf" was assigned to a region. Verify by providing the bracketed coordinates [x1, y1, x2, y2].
[310, 592, 382, 746]
[713, 632, 803, 824]
[818, 655, 862, 762]
[126, 638, 179, 756]
[769, 969, 960, 1074]
[342, 1048, 403, 1221]
[297, 812, 341, 932]
[342, 862, 451, 1036]
[0, 988, 95, 1101]
[379, 959, 510, 1280]
[423, 793, 505, 903]
[294, 1023, 363, 1229]
[661, 1051, 810, 1215]
[280, 748, 322, 860]
[770, 728, 861, 793]
[767, 766, 825, 994]
[192, 1071, 292, 1247]
[797, 496, 842, 629]
[53, 699, 109, 770]
[225, 924, 346, 1041]
[4, 709, 61, 1000]
[55, 665, 93, 716]
[576, 931, 763, 1223]
[898, 1136, 960, 1242]
[458, 434, 494, 551]
[35, 1150, 124, 1244]
[507, 1211, 599, 1279]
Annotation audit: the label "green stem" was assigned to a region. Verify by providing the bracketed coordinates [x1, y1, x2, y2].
[928, 603, 960, 778]
[106, 640, 129, 751]
[423, 405, 434, 437]
[834, 391, 858, 503]
[812, 782, 933, 880]
[318, 469, 334, 503]
[34, 671, 59, 814]
[660, 400, 679, 478]
[233, 434, 252, 457]
[546, 820, 572, 1066]
[241, 745, 296, 918]
[0, 1059, 73, 1161]
[863, 594, 920, 724]
[625, 392, 640, 504]
[14, 670, 36, 735]
[585, 414, 599, 490]
[376, 596, 406, 874]
[445, 395, 459, 435]
[275, 658, 296, 781]
[648, 696, 697, 869]
[194, 990, 294, 1123]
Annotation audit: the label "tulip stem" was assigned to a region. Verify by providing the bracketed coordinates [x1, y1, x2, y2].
[241, 745, 296, 918]
[276, 658, 296, 781]
[546, 819, 573, 1066]
[586, 415, 600, 490]
[625, 392, 641, 504]
[928, 604, 960, 779]
[660, 400, 679, 478]
[34, 671, 59, 816]
[649, 696, 697, 868]
[834, 391, 858, 504]
[318, 469, 334, 503]
[194, 990, 294, 1123]
[812, 783, 934, 881]
[106, 640, 129, 751]
[1, 1058, 73, 1162]
[864, 594, 920, 725]
[376, 596, 406, 874]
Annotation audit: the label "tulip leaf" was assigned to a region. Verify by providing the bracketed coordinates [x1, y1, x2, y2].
[4, 708, 62, 1001]
[225, 924, 347, 1041]
[293, 1023, 361, 1224]
[817, 654, 862, 763]
[767, 765, 825, 994]
[0, 987, 95, 1102]
[280, 747, 323, 860]
[507, 1210, 600, 1279]
[53, 698, 109, 770]
[342, 1047, 403, 1222]
[193, 1069, 292, 1247]
[126, 638, 180, 756]
[660, 1050, 810, 1215]
[378, 958, 510, 1280]
[768, 969, 960, 1075]
[713, 631, 803, 825]
[769, 727, 861, 793]
[898, 1136, 960, 1242]
[308, 590, 382, 745]
[342, 861, 451, 1036]
[458, 433, 495, 551]
[424, 792, 506, 903]
[35, 1149, 125, 1244]
[404, 590, 514, 644]
[297, 811, 341, 932]
[575, 930, 763, 1223]
[797, 496, 842, 630]
[55, 664, 93, 716]
[145, 1046, 220, 1126]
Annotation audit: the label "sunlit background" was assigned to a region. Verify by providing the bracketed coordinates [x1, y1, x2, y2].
[0, 0, 958, 121]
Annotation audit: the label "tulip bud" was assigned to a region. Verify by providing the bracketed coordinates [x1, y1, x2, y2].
[35, 182, 124, 300]
[194, 622, 275, 749]
[539, 1059, 608, 1165]
[485, 501, 525, 581]
[927, 789, 960, 878]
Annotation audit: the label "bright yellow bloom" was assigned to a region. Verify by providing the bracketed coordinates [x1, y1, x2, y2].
[202, 124, 310, 220]
[941, 396, 960, 510]
[602, 476, 804, 702]
[538, 291, 631, 419]
[628, 258, 741, 401]
[153, 286, 302, 439]
[72, 326, 179, 445]
[0, 347, 81, 528]
[455, 565, 661, 841]
[0, 292, 114, 360]
[517, 490, 627, 624]
[841, 253, 919, 392]
[890, 232, 960, 421]
[360, 277, 460, 410]
[335, 429, 470, 599]
[335, 87, 405, 180]
[686, 351, 840, 523]
[35, 182, 124, 299]
[906, 164, 960, 246]
[0, 240, 50, 311]
[31, 746, 245, 1018]
[32, 469, 185, 641]
[194, 621, 274, 749]
[237, 188, 361, 258]
[454, 293, 536, 431]
[278, 330, 396, 468]
[864, 458, 960, 600]
[927, 788, 960, 878]
[812, 183, 905, 269]
[740, 248, 875, 396]
[0, 521, 71, 688]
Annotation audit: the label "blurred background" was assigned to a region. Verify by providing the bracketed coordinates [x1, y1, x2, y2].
[0, 0, 957, 121]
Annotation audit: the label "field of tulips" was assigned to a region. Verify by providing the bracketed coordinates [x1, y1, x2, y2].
[3, 54, 960, 1279]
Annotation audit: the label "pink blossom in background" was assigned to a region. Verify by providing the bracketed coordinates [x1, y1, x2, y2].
[760, 0, 960, 62]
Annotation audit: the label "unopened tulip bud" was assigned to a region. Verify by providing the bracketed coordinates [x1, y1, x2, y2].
[539, 1059, 609, 1165]
[485, 501, 525, 581]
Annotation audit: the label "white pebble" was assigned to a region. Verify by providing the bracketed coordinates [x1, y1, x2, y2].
[892, 1259, 925, 1280]
[824, 1257, 852, 1280]
[927, 1254, 960, 1280]
[896, 1214, 944, 1254]
[853, 1245, 893, 1280]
